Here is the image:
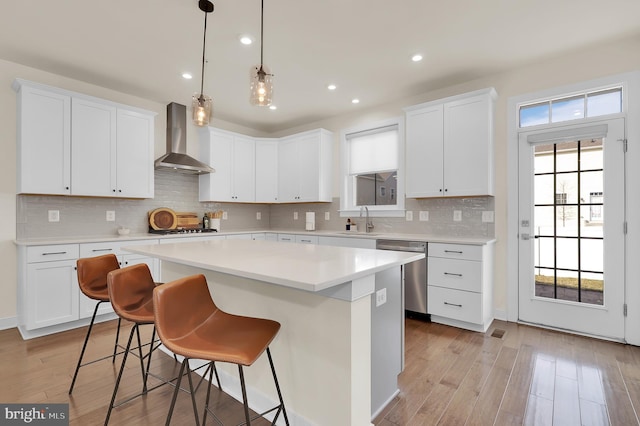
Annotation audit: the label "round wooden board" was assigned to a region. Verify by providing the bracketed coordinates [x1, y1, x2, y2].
[149, 208, 177, 230]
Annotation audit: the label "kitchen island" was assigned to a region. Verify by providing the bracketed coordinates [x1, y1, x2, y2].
[125, 239, 423, 426]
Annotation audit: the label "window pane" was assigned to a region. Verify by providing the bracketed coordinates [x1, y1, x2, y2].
[580, 139, 603, 170]
[534, 143, 555, 173]
[556, 172, 578, 204]
[555, 141, 578, 172]
[520, 102, 549, 127]
[587, 88, 622, 117]
[536, 236, 555, 268]
[580, 273, 603, 306]
[355, 172, 397, 206]
[552, 96, 585, 123]
[534, 206, 555, 236]
[581, 238, 603, 272]
[535, 268, 555, 299]
[534, 174, 554, 204]
[556, 238, 578, 270]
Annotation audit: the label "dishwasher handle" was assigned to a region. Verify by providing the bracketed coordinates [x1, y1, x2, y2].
[376, 241, 426, 252]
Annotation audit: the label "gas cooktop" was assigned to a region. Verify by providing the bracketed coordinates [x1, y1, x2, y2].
[148, 228, 218, 235]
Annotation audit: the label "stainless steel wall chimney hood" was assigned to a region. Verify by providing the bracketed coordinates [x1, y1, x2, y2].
[154, 102, 214, 174]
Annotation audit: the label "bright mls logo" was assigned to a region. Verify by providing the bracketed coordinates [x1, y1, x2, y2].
[1, 404, 68, 425]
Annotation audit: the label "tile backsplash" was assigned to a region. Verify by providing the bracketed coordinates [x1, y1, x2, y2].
[16, 171, 494, 239]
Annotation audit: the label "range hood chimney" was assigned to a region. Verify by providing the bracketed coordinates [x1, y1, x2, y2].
[154, 102, 214, 174]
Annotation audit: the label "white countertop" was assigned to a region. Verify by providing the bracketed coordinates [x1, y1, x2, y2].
[14, 229, 495, 246]
[125, 239, 424, 292]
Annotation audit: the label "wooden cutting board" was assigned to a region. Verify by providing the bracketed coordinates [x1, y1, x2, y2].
[149, 208, 178, 230]
[176, 212, 200, 229]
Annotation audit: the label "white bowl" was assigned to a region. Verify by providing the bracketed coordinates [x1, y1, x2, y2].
[117, 228, 130, 236]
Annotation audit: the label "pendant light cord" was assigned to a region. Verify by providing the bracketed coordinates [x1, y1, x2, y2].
[260, 0, 264, 67]
[200, 10, 208, 98]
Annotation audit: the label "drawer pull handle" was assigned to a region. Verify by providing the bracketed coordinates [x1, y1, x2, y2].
[444, 250, 463, 254]
[42, 251, 67, 256]
[92, 248, 113, 252]
[444, 301, 463, 308]
[444, 272, 463, 277]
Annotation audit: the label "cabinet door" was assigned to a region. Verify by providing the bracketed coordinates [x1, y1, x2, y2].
[17, 85, 71, 195]
[232, 136, 255, 202]
[277, 137, 299, 202]
[255, 139, 279, 202]
[405, 105, 444, 198]
[297, 133, 322, 202]
[26, 260, 79, 329]
[71, 98, 117, 196]
[200, 130, 233, 201]
[443, 94, 493, 196]
[116, 109, 154, 198]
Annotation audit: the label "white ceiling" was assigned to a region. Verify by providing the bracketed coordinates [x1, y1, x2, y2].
[2, 0, 639, 133]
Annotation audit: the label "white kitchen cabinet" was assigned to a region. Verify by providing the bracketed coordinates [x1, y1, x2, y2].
[13, 79, 155, 198]
[278, 129, 333, 203]
[255, 138, 279, 202]
[251, 233, 266, 240]
[405, 88, 496, 198]
[23, 245, 80, 331]
[295, 235, 318, 244]
[17, 238, 160, 338]
[15, 82, 71, 195]
[199, 128, 255, 202]
[277, 234, 296, 243]
[427, 242, 494, 332]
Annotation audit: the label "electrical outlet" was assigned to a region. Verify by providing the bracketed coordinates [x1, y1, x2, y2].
[48, 210, 60, 222]
[482, 211, 494, 223]
[419, 211, 429, 221]
[222, 211, 228, 220]
[256, 212, 261, 220]
[325, 212, 330, 221]
[453, 210, 462, 222]
[106, 210, 115, 222]
[376, 288, 387, 307]
[405, 210, 413, 221]
[294, 211, 298, 220]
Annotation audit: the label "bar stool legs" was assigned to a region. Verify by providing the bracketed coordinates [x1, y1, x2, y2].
[69, 301, 122, 394]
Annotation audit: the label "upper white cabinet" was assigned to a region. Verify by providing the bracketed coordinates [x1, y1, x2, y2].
[199, 127, 333, 204]
[13, 79, 155, 198]
[199, 128, 255, 202]
[16, 84, 71, 195]
[278, 129, 333, 203]
[404, 88, 496, 198]
[255, 138, 279, 203]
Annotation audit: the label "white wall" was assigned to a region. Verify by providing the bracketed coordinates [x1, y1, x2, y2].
[1, 33, 639, 325]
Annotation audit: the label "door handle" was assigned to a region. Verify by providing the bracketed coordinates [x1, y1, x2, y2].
[521, 233, 530, 241]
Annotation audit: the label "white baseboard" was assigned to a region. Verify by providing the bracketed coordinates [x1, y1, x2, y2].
[493, 309, 508, 322]
[0, 316, 17, 331]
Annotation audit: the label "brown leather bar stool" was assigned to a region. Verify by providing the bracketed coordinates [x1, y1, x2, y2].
[153, 274, 289, 426]
[104, 263, 157, 425]
[69, 253, 122, 394]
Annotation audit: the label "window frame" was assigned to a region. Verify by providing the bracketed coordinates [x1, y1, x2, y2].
[339, 117, 405, 218]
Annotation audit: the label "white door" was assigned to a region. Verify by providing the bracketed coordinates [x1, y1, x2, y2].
[518, 118, 626, 340]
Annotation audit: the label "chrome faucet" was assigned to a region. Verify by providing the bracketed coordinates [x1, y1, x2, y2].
[360, 206, 374, 233]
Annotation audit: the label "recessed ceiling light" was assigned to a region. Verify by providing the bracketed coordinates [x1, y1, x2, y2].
[411, 54, 423, 62]
[239, 35, 253, 45]
[182, 73, 193, 79]
[327, 84, 337, 91]
[269, 105, 277, 110]
[352, 98, 360, 104]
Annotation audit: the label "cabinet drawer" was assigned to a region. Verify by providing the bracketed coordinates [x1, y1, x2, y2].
[429, 243, 482, 261]
[278, 234, 296, 243]
[428, 257, 482, 292]
[428, 286, 482, 324]
[80, 239, 158, 257]
[296, 235, 318, 244]
[27, 244, 79, 263]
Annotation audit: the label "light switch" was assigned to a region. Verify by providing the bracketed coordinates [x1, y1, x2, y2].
[376, 288, 387, 307]
[405, 211, 413, 221]
[293, 211, 298, 220]
[419, 211, 429, 221]
[453, 210, 462, 221]
[106, 210, 115, 222]
[325, 212, 330, 221]
[222, 211, 228, 220]
[256, 212, 261, 220]
[482, 211, 494, 223]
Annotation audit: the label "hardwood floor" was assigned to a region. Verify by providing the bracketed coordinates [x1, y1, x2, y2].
[374, 319, 640, 426]
[2, 318, 640, 425]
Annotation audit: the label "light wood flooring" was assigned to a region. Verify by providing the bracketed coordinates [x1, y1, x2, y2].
[2, 318, 640, 425]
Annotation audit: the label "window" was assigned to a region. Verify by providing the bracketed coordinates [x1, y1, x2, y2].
[520, 87, 622, 128]
[340, 118, 405, 217]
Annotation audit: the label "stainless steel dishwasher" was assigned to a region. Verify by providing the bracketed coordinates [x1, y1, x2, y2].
[376, 240, 428, 318]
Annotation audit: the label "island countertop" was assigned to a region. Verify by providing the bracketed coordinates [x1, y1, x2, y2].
[125, 238, 423, 293]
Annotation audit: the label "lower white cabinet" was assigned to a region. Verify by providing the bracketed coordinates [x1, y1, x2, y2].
[18, 239, 159, 339]
[295, 235, 318, 244]
[427, 242, 494, 332]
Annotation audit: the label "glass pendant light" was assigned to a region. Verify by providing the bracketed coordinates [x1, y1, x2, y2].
[193, 0, 214, 126]
[249, 0, 273, 106]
